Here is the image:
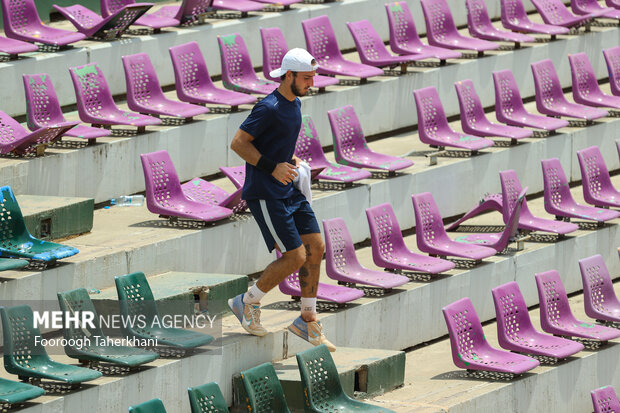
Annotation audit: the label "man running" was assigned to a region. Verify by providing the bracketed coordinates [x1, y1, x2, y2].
[227, 48, 335, 352]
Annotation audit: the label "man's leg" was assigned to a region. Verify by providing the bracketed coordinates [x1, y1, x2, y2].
[254, 245, 306, 293]
[298, 232, 324, 322]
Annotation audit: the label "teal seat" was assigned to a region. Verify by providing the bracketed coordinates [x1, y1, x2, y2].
[0, 258, 28, 271]
[129, 398, 167, 412]
[0, 377, 44, 404]
[188, 382, 229, 413]
[240, 362, 290, 413]
[0, 305, 102, 384]
[57, 288, 159, 367]
[296, 345, 395, 413]
[115, 272, 214, 349]
[0, 186, 79, 262]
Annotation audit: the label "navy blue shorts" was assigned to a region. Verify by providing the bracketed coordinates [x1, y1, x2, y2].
[247, 191, 320, 253]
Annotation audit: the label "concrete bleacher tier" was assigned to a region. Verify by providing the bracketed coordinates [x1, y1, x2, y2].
[2, 0, 620, 411]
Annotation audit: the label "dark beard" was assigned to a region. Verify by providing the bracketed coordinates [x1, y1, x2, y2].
[290, 81, 306, 97]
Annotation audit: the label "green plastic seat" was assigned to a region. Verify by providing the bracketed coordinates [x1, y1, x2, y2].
[188, 382, 230, 413]
[129, 398, 167, 412]
[57, 288, 159, 367]
[0, 186, 79, 262]
[0, 305, 102, 384]
[0, 258, 28, 271]
[296, 345, 395, 413]
[0, 377, 44, 404]
[240, 362, 290, 413]
[115, 272, 214, 349]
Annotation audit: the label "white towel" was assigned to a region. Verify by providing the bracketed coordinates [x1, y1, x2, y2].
[293, 161, 313, 205]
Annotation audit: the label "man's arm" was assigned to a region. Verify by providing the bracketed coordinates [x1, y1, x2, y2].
[231, 129, 298, 185]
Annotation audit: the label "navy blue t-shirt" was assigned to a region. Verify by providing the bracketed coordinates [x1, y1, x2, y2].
[240, 90, 302, 200]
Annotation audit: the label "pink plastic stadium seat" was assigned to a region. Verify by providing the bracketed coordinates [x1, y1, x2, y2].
[493, 69, 569, 131]
[52, 3, 152, 39]
[122, 53, 209, 119]
[541, 158, 620, 222]
[323, 218, 409, 289]
[302, 15, 385, 79]
[385, 2, 461, 64]
[259, 27, 339, 89]
[500, 0, 570, 36]
[413, 86, 495, 151]
[531, 59, 608, 120]
[219, 165, 246, 189]
[346, 20, 423, 71]
[579, 254, 620, 323]
[218, 33, 279, 95]
[251, 0, 299, 8]
[535, 269, 620, 340]
[577, 146, 620, 208]
[102, 0, 214, 29]
[140, 150, 233, 222]
[0, 111, 74, 155]
[592, 386, 620, 413]
[603, 47, 620, 97]
[69, 63, 162, 131]
[211, 0, 264, 14]
[531, 0, 598, 28]
[411, 192, 497, 259]
[607, 0, 620, 9]
[419, 0, 499, 53]
[443, 297, 540, 374]
[571, 0, 620, 18]
[181, 177, 246, 213]
[0, 35, 38, 58]
[276, 250, 364, 304]
[169, 42, 257, 110]
[445, 193, 504, 231]
[454, 79, 533, 141]
[1, 0, 86, 45]
[327, 105, 414, 172]
[295, 115, 371, 184]
[465, 0, 535, 45]
[569, 53, 620, 109]
[366, 203, 456, 274]
[492, 282, 584, 358]
[23, 73, 110, 141]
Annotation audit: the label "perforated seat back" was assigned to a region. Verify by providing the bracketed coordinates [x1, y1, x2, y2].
[114, 272, 159, 325]
[140, 150, 187, 211]
[577, 146, 615, 204]
[301, 15, 345, 64]
[260, 27, 288, 81]
[591, 386, 620, 413]
[385, 2, 424, 51]
[23, 73, 69, 129]
[603, 47, 620, 96]
[295, 115, 330, 168]
[241, 363, 290, 412]
[296, 345, 345, 409]
[188, 382, 230, 413]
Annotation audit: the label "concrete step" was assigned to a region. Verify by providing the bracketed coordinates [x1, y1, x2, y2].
[18, 194, 93, 240]
[231, 347, 405, 411]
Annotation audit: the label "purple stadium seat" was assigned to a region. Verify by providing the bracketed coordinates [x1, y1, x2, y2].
[531, 59, 608, 120]
[501, 0, 570, 36]
[607, 0, 620, 8]
[251, 0, 300, 9]
[323, 218, 409, 289]
[443, 297, 540, 374]
[530, 0, 597, 28]
[327, 105, 414, 172]
[569, 53, 620, 109]
[366, 203, 455, 274]
[571, 0, 620, 18]
[0, 111, 75, 155]
[465, 0, 536, 44]
[295, 115, 372, 184]
[52, 3, 151, 39]
[445, 193, 504, 231]
[69, 63, 161, 132]
[454, 79, 533, 140]
[169, 42, 257, 111]
[276, 250, 365, 304]
[592, 386, 620, 413]
[122, 53, 209, 119]
[1, 0, 86, 45]
[346, 20, 423, 71]
[385, 2, 461, 64]
[102, 0, 214, 28]
[535, 270, 620, 340]
[140, 150, 233, 222]
[452, 188, 526, 253]
[492, 282, 584, 358]
[211, 0, 264, 14]
[181, 177, 246, 213]
[577, 146, 620, 208]
[23, 73, 110, 141]
[419, 0, 499, 53]
[218, 33, 279, 95]
[219, 165, 245, 189]
[302, 15, 385, 79]
[411, 192, 497, 259]
[493, 69, 569, 131]
[541, 158, 620, 222]
[579, 254, 620, 323]
[259, 27, 339, 89]
[413, 86, 495, 151]
[603, 47, 620, 97]
[0, 35, 38, 58]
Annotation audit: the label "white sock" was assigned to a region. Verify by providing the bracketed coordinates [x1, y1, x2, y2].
[301, 297, 317, 315]
[244, 284, 266, 305]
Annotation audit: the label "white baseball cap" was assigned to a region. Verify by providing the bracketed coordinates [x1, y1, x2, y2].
[269, 48, 319, 78]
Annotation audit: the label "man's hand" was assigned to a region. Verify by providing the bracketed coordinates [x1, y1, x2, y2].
[272, 162, 298, 184]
